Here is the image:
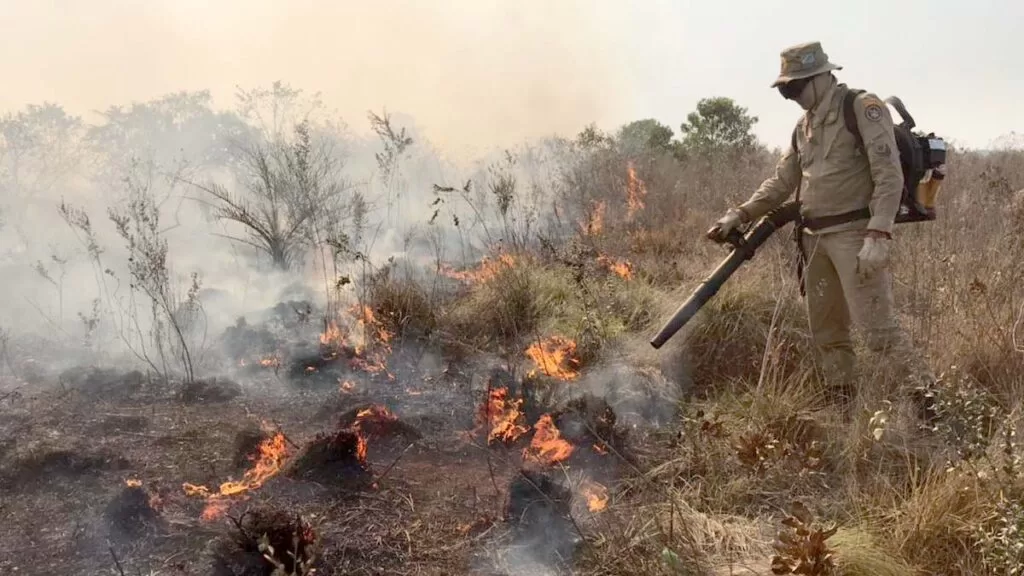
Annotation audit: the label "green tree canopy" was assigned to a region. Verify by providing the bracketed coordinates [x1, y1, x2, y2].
[574, 123, 612, 150]
[679, 97, 759, 154]
[616, 118, 678, 155]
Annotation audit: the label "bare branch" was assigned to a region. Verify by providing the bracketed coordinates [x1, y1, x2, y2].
[185, 117, 353, 272]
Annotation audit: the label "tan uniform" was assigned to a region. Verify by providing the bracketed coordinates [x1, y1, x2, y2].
[737, 77, 934, 402]
[739, 80, 904, 236]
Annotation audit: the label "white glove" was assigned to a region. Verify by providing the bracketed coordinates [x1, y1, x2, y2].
[856, 235, 890, 280]
[706, 208, 745, 242]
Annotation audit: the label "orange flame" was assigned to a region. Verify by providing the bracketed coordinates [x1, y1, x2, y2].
[340, 380, 355, 393]
[125, 478, 142, 488]
[526, 336, 581, 380]
[317, 305, 395, 379]
[356, 435, 368, 463]
[200, 499, 231, 522]
[348, 304, 395, 380]
[626, 161, 647, 218]
[181, 432, 290, 521]
[259, 355, 281, 368]
[580, 479, 609, 512]
[351, 356, 390, 377]
[182, 483, 211, 497]
[320, 319, 345, 348]
[352, 304, 392, 348]
[355, 405, 396, 421]
[474, 387, 529, 444]
[440, 253, 516, 284]
[597, 254, 633, 280]
[523, 414, 574, 465]
[216, 433, 288, 496]
[350, 405, 398, 464]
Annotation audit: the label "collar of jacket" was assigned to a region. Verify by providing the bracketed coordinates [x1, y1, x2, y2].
[808, 79, 843, 128]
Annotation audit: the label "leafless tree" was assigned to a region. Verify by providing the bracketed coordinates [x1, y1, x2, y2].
[109, 164, 203, 383]
[191, 120, 353, 271]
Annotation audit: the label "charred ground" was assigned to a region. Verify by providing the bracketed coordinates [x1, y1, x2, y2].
[0, 290, 648, 575]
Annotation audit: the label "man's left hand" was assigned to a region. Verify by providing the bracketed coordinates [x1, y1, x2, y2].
[856, 231, 891, 280]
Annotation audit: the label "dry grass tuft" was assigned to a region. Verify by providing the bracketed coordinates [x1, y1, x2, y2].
[440, 253, 549, 348]
[574, 487, 773, 576]
[869, 467, 994, 575]
[829, 526, 915, 576]
[672, 279, 813, 398]
[366, 266, 437, 342]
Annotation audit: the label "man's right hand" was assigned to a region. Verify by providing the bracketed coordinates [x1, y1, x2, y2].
[706, 208, 745, 242]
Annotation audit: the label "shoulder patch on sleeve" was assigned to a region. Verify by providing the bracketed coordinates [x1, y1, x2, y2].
[858, 93, 886, 122]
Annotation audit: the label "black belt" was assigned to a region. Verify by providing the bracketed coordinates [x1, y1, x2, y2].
[801, 207, 871, 231]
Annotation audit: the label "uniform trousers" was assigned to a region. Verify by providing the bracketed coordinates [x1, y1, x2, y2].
[800, 228, 934, 406]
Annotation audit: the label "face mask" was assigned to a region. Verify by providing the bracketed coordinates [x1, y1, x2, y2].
[777, 77, 810, 100]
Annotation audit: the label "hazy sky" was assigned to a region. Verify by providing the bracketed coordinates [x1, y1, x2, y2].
[0, 0, 1020, 156]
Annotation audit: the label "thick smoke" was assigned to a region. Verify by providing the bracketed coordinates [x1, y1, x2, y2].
[0, 70, 590, 383]
[0, 0, 643, 373]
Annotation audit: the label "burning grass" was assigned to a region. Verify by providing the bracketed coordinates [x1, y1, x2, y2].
[474, 386, 530, 445]
[625, 160, 647, 218]
[337, 404, 421, 448]
[233, 423, 277, 471]
[283, 428, 372, 488]
[517, 395, 630, 476]
[522, 413, 575, 467]
[366, 268, 438, 342]
[440, 252, 518, 285]
[282, 405, 419, 490]
[442, 252, 545, 346]
[525, 335, 582, 381]
[596, 253, 634, 280]
[183, 432, 291, 522]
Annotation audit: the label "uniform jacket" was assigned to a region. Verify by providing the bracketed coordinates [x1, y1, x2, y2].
[738, 80, 905, 235]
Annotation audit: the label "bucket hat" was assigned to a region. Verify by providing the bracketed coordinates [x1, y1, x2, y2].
[771, 41, 842, 88]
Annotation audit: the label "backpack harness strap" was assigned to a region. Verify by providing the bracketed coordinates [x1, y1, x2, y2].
[790, 123, 808, 297]
[842, 89, 866, 153]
